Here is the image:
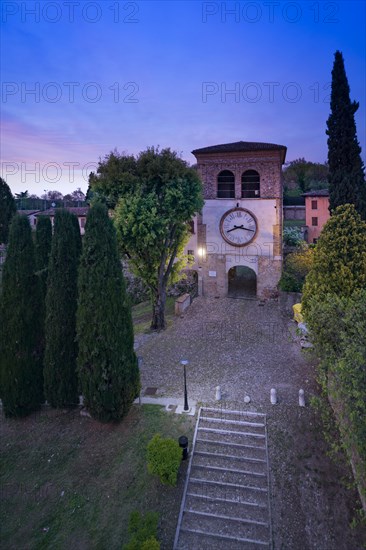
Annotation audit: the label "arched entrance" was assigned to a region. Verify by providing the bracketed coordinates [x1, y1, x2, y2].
[228, 266, 257, 298]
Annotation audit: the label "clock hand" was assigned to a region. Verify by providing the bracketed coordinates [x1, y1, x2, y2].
[227, 225, 244, 233]
[242, 226, 255, 232]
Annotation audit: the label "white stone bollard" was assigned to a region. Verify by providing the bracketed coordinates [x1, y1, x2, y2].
[215, 386, 221, 401]
[299, 389, 305, 407]
[244, 395, 251, 404]
[270, 388, 277, 405]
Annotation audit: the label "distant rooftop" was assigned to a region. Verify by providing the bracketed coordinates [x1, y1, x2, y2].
[35, 207, 90, 217]
[302, 189, 329, 197]
[17, 210, 42, 216]
[192, 141, 287, 157]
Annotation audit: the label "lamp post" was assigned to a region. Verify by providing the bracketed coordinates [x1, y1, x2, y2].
[180, 360, 189, 412]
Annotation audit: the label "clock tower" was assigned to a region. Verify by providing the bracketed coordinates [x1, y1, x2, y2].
[188, 141, 287, 299]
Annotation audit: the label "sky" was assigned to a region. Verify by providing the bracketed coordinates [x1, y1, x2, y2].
[1, 0, 365, 196]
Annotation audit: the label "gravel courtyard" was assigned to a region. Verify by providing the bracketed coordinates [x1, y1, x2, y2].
[136, 296, 366, 549]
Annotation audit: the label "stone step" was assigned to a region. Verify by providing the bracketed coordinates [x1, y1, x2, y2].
[193, 450, 267, 475]
[198, 419, 266, 437]
[200, 415, 265, 431]
[201, 407, 266, 423]
[195, 437, 267, 460]
[190, 463, 268, 488]
[177, 528, 269, 550]
[198, 427, 266, 446]
[180, 510, 270, 545]
[185, 492, 269, 523]
[188, 478, 269, 506]
[174, 408, 272, 550]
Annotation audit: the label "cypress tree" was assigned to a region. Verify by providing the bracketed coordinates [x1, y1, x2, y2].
[326, 51, 366, 219]
[70, 213, 82, 258]
[35, 215, 52, 295]
[43, 210, 81, 408]
[0, 215, 44, 417]
[0, 177, 16, 244]
[76, 203, 140, 422]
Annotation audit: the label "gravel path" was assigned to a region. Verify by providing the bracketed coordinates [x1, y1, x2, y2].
[136, 296, 366, 549]
[135, 296, 311, 406]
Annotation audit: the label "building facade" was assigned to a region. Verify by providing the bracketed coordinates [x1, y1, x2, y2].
[303, 189, 330, 243]
[187, 141, 287, 299]
[35, 207, 89, 235]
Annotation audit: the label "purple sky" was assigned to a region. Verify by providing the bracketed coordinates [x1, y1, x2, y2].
[1, 0, 365, 196]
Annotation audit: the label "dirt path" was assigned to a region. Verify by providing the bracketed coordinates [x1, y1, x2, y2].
[136, 296, 366, 549]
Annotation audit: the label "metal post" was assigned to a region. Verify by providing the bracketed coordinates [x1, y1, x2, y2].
[181, 360, 189, 411]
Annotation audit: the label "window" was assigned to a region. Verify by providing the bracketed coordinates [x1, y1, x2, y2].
[312, 217, 318, 226]
[311, 200, 318, 210]
[241, 170, 260, 198]
[80, 217, 86, 228]
[188, 220, 195, 234]
[313, 238, 318, 244]
[187, 250, 194, 257]
[217, 170, 235, 198]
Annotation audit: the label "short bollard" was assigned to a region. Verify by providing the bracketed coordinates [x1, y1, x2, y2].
[178, 436, 189, 460]
[299, 389, 305, 407]
[215, 386, 221, 401]
[270, 388, 277, 405]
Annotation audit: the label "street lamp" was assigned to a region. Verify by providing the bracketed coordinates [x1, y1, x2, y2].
[180, 360, 189, 412]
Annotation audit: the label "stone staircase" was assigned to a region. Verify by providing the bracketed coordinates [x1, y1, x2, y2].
[174, 407, 272, 549]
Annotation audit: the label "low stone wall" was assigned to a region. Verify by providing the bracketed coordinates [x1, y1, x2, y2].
[175, 293, 191, 315]
[284, 205, 305, 221]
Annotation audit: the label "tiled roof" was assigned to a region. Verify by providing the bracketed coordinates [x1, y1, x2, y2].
[192, 141, 287, 155]
[35, 207, 90, 217]
[17, 210, 42, 215]
[302, 189, 329, 197]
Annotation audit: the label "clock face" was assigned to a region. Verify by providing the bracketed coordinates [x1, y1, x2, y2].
[220, 208, 258, 247]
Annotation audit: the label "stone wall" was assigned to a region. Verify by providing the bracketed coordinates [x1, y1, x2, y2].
[257, 257, 282, 299]
[284, 205, 305, 220]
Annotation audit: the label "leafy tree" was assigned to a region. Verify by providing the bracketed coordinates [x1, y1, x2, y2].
[41, 190, 63, 201]
[283, 158, 328, 193]
[15, 190, 29, 199]
[89, 149, 138, 209]
[326, 51, 366, 219]
[302, 204, 366, 314]
[63, 188, 86, 203]
[0, 215, 44, 417]
[35, 216, 52, 295]
[76, 203, 140, 422]
[0, 177, 16, 244]
[112, 147, 203, 330]
[43, 210, 81, 408]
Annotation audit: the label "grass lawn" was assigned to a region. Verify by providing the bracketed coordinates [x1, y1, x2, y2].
[284, 219, 305, 228]
[132, 297, 176, 334]
[0, 404, 194, 549]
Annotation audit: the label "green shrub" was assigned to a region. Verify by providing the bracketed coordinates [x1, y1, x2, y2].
[279, 246, 314, 292]
[147, 434, 182, 486]
[278, 272, 301, 292]
[123, 511, 160, 550]
[283, 226, 303, 247]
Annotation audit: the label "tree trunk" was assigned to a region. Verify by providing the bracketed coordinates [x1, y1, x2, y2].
[151, 284, 167, 331]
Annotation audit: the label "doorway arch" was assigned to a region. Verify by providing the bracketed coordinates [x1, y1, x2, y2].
[228, 266, 257, 298]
